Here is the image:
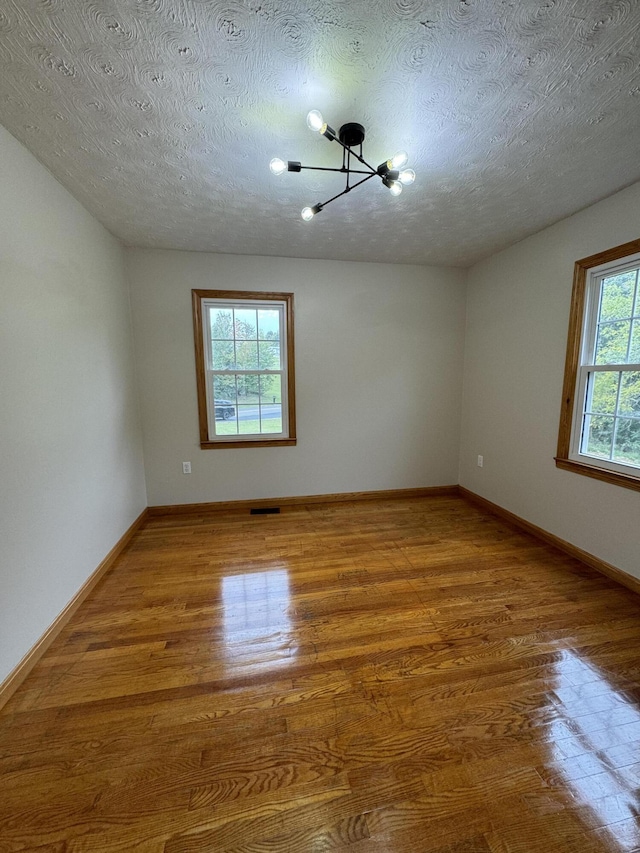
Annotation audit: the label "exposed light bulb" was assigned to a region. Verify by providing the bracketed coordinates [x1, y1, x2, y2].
[269, 158, 286, 176]
[301, 203, 323, 220]
[306, 110, 324, 132]
[399, 168, 416, 185]
[388, 181, 403, 196]
[387, 151, 408, 170]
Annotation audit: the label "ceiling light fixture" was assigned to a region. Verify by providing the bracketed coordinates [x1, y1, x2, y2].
[269, 110, 416, 221]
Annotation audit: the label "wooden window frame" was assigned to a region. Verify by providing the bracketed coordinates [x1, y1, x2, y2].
[556, 238, 640, 492]
[192, 289, 296, 449]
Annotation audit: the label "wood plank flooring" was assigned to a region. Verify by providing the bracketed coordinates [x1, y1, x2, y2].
[1, 495, 640, 852]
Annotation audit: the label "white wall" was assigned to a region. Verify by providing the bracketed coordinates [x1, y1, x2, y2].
[127, 250, 467, 506]
[460, 181, 640, 578]
[0, 126, 147, 684]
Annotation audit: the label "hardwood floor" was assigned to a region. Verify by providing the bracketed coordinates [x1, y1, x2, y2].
[2, 495, 640, 852]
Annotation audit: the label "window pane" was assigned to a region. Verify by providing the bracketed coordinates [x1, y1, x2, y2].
[582, 414, 614, 459]
[258, 374, 281, 405]
[210, 308, 233, 339]
[212, 374, 236, 406]
[234, 309, 257, 339]
[260, 406, 283, 433]
[258, 309, 280, 341]
[599, 271, 636, 322]
[613, 418, 640, 467]
[212, 377, 238, 435]
[236, 373, 259, 400]
[595, 320, 631, 364]
[258, 339, 280, 369]
[588, 371, 618, 415]
[617, 371, 640, 417]
[630, 321, 640, 363]
[237, 404, 260, 434]
[235, 340, 258, 370]
[259, 375, 283, 433]
[216, 418, 240, 436]
[212, 339, 234, 369]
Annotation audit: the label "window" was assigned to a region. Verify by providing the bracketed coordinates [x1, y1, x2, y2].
[192, 290, 296, 448]
[556, 239, 640, 491]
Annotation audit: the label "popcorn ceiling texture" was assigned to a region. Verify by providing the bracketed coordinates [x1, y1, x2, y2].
[0, 0, 639, 266]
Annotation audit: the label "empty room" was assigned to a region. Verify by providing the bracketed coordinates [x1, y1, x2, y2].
[1, 1, 640, 850]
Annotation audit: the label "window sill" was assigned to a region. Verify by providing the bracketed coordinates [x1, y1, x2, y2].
[201, 437, 297, 449]
[555, 456, 640, 493]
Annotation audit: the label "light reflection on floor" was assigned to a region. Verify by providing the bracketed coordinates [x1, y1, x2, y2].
[550, 649, 640, 851]
[221, 569, 297, 674]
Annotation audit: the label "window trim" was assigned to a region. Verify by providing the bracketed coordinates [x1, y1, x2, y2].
[556, 237, 640, 492]
[192, 289, 296, 449]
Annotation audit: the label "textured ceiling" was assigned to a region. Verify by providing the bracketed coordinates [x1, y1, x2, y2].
[1, 0, 640, 267]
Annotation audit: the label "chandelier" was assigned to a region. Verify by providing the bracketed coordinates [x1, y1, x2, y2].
[269, 110, 416, 221]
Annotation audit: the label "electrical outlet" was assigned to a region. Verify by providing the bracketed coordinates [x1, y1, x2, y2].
[182, 461, 191, 474]
[477, 455, 484, 468]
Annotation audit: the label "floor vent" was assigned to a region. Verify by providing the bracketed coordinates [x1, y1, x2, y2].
[250, 507, 281, 515]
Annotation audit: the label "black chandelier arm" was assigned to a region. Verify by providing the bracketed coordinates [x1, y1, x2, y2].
[298, 165, 375, 176]
[316, 171, 379, 211]
[346, 148, 353, 191]
[346, 171, 380, 192]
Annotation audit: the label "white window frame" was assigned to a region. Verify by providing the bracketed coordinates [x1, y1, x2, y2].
[557, 239, 640, 492]
[192, 290, 296, 449]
